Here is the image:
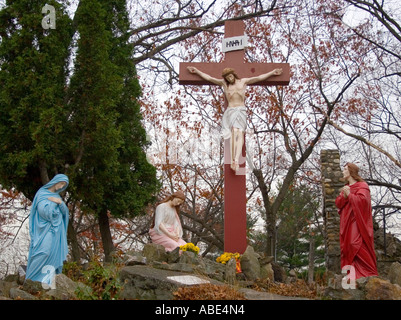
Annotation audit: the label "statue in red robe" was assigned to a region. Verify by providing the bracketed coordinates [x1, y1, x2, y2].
[335, 163, 378, 279]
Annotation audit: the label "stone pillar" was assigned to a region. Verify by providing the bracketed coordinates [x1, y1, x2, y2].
[320, 150, 343, 274]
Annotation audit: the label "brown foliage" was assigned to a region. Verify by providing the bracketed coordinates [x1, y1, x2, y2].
[252, 278, 317, 299]
[173, 283, 246, 300]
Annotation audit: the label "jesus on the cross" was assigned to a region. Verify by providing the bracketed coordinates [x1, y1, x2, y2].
[187, 66, 283, 171]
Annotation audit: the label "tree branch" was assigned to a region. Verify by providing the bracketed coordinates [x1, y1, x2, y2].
[327, 118, 401, 169]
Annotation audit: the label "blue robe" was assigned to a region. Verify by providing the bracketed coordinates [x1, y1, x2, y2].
[25, 174, 69, 285]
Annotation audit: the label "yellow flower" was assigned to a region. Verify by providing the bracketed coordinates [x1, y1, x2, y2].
[216, 252, 241, 264]
[180, 243, 200, 255]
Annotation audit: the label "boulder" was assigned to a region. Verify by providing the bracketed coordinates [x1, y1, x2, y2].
[23, 278, 47, 295]
[43, 273, 88, 300]
[388, 262, 401, 287]
[324, 275, 401, 300]
[258, 254, 274, 281]
[152, 261, 194, 273]
[286, 269, 297, 284]
[119, 265, 215, 300]
[167, 247, 180, 263]
[179, 251, 197, 264]
[365, 277, 401, 300]
[0, 273, 90, 300]
[271, 262, 287, 283]
[124, 252, 147, 266]
[260, 263, 274, 281]
[323, 274, 365, 300]
[9, 287, 38, 300]
[142, 243, 168, 263]
[0, 279, 18, 298]
[198, 257, 226, 282]
[225, 258, 237, 285]
[240, 246, 260, 280]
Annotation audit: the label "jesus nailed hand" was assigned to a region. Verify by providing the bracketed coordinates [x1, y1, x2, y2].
[187, 66, 283, 172]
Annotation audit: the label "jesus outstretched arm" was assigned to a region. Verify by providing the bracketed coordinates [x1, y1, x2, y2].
[243, 68, 283, 85]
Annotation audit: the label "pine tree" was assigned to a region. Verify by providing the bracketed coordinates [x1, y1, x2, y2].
[0, 0, 159, 262]
[66, 0, 159, 261]
[0, 0, 73, 198]
[275, 184, 324, 272]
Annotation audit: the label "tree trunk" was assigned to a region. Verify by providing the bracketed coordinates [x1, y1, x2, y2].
[253, 168, 276, 257]
[67, 219, 81, 262]
[38, 159, 50, 185]
[98, 210, 115, 263]
[308, 235, 315, 284]
[265, 212, 276, 258]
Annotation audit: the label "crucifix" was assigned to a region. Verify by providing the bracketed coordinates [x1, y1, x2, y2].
[179, 20, 290, 254]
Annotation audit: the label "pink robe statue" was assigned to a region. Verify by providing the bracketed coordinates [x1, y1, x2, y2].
[149, 202, 186, 251]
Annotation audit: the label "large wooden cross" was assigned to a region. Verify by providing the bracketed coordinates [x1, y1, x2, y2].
[179, 20, 290, 254]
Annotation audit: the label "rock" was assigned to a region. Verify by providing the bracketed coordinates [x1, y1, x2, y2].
[323, 274, 365, 300]
[23, 278, 46, 295]
[4, 274, 19, 283]
[225, 258, 237, 285]
[153, 261, 194, 273]
[239, 288, 309, 300]
[388, 262, 401, 287]
[365, 277, 401, 300]
[0, 279, 18, 298]
[142, 243, 168, 263]
[258, 253, 274, 281]
[259, 255, 274, 265]
[271, 262, 287, 283]
[43, 273, 84, 300]
[240, 246, 260, 280]
[179, 251, 197, 264]
[167, 247, 180, 263]
[124, 252, 147, 266]
[260, 263, 274, 281]
[323, 274, 401, 300]
[286, 269, 298, 284]
[119, 265, 216, 300]
[199, 258, 226, 282]
[0, 280, 7, 297]
[9, 287, 38, 300]
[0, 273, 89, 300]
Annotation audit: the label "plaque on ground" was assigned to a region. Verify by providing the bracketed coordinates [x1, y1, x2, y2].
[166, 275, 210, 285]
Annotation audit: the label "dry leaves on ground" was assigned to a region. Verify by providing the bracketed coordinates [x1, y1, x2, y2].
[173, 283, 246, 300]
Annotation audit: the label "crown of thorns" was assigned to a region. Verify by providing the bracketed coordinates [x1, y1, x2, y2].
[222, 68, 238, 78]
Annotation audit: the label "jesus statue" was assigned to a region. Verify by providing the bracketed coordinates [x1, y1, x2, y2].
[187, 66, 283, 171]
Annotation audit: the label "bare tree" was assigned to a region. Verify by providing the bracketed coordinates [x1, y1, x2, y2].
[322, 0, 401, 227]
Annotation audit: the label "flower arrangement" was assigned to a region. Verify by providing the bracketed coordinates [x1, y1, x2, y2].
[179, 243, 200, 255]
[216, 252, 242, 273]
[216, 252, 240, 264]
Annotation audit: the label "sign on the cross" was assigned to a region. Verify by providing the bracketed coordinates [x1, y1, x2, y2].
[222, 35, 248, 53]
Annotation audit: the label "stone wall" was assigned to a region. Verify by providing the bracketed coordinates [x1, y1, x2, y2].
[320, 149, 343, 274]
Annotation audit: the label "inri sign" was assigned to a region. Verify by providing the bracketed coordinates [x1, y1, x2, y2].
[222, 35, 248, 53]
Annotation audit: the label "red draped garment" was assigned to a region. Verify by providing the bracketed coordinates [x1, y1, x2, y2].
[335, 181, 378, 279]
